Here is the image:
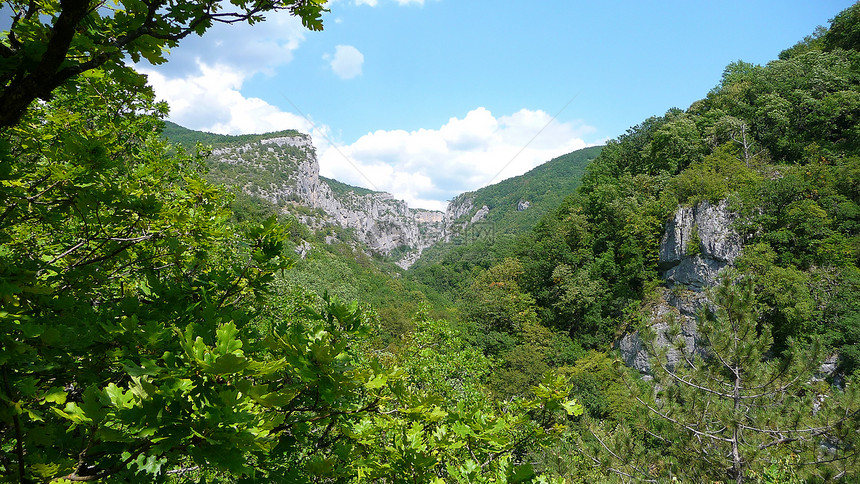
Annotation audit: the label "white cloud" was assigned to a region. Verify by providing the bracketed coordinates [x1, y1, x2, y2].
[135, 6, 324, 138]
[151, 10, 307, 79]
[136, 63, 595, 211]
[140, 54, 594, 212]
[326, 45, 364, 79]
[139, 61, 332, 146]
[319, 107, 596, 211]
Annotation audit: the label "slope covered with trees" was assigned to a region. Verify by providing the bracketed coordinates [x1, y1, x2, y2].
[452, 4, 860, 481]
[0, 2, 582, 482]
[409, 146, 601, 303]
[3, 0, 860, 482]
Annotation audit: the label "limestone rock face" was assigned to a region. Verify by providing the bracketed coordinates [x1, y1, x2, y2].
[659, 200, 744, 289]
[616, 200, 745, 374]
[445, 193, 475, 223]
[208, 132, 490, 269]
[617, 287, 711, 374]
[470, 205, 490, 224]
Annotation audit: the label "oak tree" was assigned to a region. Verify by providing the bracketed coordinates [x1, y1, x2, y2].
[0, 0, 327, 128]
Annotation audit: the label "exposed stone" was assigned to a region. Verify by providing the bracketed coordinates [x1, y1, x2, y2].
[813, 354, 841, 385]
[517, 200, 530, 211]
[617, 200, 745, 374]
[617, 287, 711, 374]
[470, 205, 490, 224]
[395, 251, 422, 270]
[208, 132, 486, 269]
[294, 240, 313, 259]
[659, 200, 744, 289]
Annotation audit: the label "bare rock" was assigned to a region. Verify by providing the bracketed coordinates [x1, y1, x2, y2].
[617, 200, 745, 374]
[617, 287, 711, 374]
[209, 133, 450, 268]
[659, 200, 744, 289]
[470, 205, 490, 224]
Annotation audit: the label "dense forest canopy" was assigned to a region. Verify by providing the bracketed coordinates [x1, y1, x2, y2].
[2, 1, 860, 482]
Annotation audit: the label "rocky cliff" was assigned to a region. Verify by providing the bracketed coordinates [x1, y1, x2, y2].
[659, 200, 745, 290]
[617, 200, 746, 374]
[208, 133, 485, 268]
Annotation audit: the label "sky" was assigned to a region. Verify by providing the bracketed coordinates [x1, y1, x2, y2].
[129, 1, 856, 210]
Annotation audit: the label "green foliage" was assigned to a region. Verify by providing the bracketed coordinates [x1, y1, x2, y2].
[0, 73, 294, 481]
[321, 175, 380, 198]
[685, 224, 702, 257]
[480, 3, 860, 372]
[273, 237, 452, 345]
[7, 1, 860, 480]
[583, 277, 860, 482]
[0, 0, 328, 128]
[823, 1, 860, 52]
[456, 259, 583, 399]
[516, 170, 674, 349]
[559, 351, 636, 422]
[162, 121, 303, 152]
[466, 146, 602, 235]
[706, 47, 860, 161]
[668, 143, 763, 206]
[640, 111, 706, 174]
[0, 68, 581, 482]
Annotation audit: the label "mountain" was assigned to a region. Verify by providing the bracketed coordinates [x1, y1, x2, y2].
[164, 123, 444, 267]
[452, 145, 603, 236]
[411, 146, 601, 268]
[162, 121, 600, 270]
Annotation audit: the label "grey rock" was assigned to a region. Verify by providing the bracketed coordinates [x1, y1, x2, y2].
[617, 200, 745, 374]
[812, 354, 841, 384]
[517, 200, 530, 211]
[617, 287, 710, 373]
[659, 200, 744, 289]
[470, 205, 490, 224]
[294, 240, 313, 259]
[208, 132, 490, 269]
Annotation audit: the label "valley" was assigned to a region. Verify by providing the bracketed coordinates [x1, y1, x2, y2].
[2, 2, 860, 482]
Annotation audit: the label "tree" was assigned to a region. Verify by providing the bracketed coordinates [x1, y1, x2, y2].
[0, 0, 327, 128]
[351, 311, 582, 482]
[615, 276, 859, 483]
[823, 1, 860, 52]
[0, 55, 586, 484]
[0, 70, 401, 482]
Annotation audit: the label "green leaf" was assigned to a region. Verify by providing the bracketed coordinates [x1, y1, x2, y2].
[508, 463, 536, 483]
[206, 353, 250, 375]
[104, 383, 135, 409]
[364, 372, 388, 390]
[562, 399, 584, 416]
[451, 421, 475, 438]
[43, 386, 67, 405]
[134, 454, 167, 475]
[216, 322, 243, 354]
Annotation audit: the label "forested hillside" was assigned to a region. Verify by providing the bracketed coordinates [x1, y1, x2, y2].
[440, 4, 860, 481]
[2, 0, 860, 482]
[409, 146, 601, 302]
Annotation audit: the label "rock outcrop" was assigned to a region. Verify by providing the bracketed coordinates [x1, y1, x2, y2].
[470, 205, 490, 224]
[617, 200, 745, 374]
[659, 200, 744, 289]
[208, 133, 490, 268]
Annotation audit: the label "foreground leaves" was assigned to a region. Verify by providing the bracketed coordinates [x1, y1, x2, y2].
[0, 72, 581, 483]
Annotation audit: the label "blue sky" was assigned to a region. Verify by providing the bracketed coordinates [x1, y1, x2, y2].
[133, 1, 855, 209]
